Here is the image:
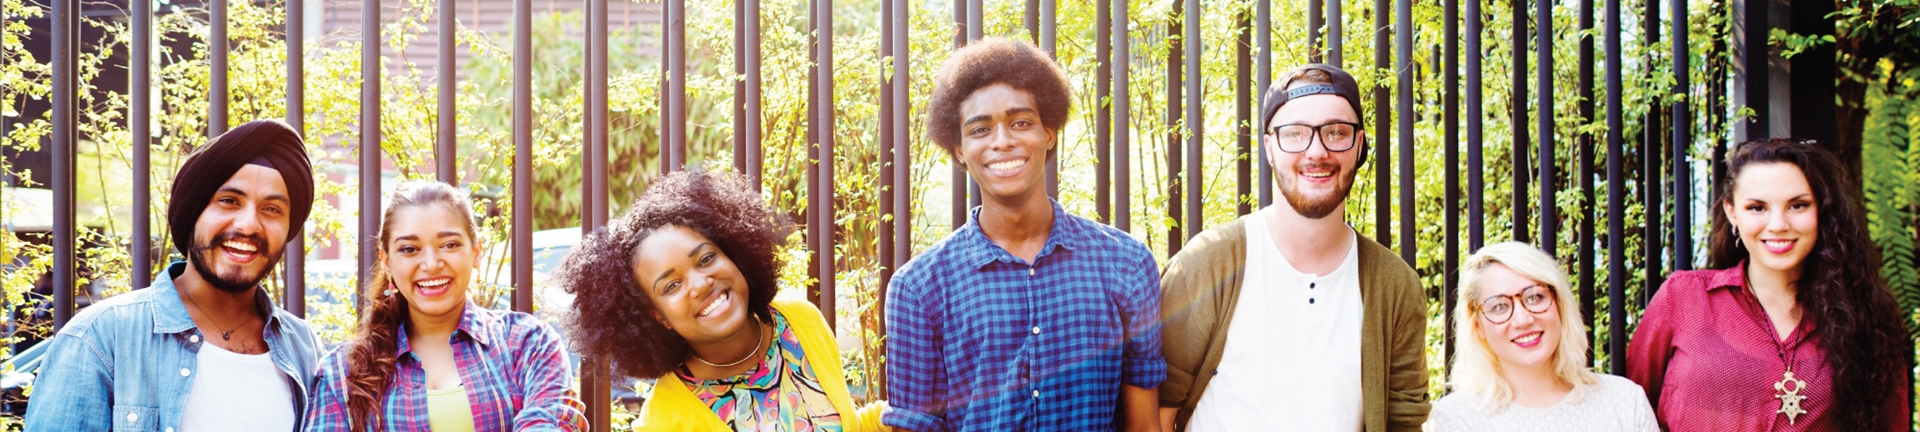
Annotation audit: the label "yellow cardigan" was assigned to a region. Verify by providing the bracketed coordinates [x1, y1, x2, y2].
[634, 298, 888, 431]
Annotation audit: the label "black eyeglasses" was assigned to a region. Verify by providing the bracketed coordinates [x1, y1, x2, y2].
[1265, 121, 1363, 153]
[1477, 284, 1555, 325]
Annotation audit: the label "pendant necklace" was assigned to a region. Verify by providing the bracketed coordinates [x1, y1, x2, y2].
[185, 290, 253, 341]
[1773, 348, 1809, 424]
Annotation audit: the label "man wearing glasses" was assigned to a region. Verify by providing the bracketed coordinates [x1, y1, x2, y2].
[1155, 64, 1430, 431]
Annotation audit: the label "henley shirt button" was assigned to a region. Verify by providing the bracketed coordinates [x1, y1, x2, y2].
[180, 368, 191, 377]
[1310, 282, 1316, 289]
[1210, 369, 1218, 375]
[1309, 298, 1316, 304]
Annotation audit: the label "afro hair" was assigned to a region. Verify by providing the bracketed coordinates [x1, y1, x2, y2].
[925, 36, 1073, 158]
[553, 169, 787, 379]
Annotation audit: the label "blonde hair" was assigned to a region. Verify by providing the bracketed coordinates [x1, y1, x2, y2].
[1448, 242, 1599, 412]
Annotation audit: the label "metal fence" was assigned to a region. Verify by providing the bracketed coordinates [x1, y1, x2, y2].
[36, 0, 1777, 429]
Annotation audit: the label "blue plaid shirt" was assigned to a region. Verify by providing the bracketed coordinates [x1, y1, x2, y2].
[884, 201, 1167, 431]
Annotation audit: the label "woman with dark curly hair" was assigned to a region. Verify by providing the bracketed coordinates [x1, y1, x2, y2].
[553, 170, 884, 431]
[1626, 139, 1911, 430]
[305, 180, 587, 432]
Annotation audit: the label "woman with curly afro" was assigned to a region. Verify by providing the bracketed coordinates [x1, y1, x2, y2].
[553, 170, 885, 431]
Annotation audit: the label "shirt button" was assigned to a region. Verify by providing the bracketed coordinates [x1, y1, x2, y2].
[1033, 390, 1040, 398]
[189, 334, 200, 343]
[127, 412, 138, 423]
[166, 428, 174, 432]
[180, 368, 191, 377]
[1032, 326, 1041, 335]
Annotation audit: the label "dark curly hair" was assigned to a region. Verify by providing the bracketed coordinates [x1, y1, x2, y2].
[1708, 139, 1910, 430]
[555, 170, 786, 379]
[926, 36, 1073, 158]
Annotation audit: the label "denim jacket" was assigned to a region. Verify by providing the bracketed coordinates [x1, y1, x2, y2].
[23, 261, 324, 432]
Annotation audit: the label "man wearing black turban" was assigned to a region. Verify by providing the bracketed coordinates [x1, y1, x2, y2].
[25, 119, 327, 432]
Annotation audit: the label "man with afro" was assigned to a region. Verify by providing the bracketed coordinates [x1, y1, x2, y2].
[885, 37, 1166, 431]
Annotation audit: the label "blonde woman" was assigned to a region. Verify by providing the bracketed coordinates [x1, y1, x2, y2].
[1426, 242, 1655, 431]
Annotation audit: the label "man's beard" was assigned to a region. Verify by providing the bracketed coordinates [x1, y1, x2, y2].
[1278, 160, 1358, 220]
[187, 231, 282, 293]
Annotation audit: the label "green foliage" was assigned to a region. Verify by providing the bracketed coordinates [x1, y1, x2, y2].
[7, 0, 1919, 424]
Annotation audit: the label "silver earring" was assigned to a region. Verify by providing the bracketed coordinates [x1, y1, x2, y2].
[1732, 226, 1742, 247]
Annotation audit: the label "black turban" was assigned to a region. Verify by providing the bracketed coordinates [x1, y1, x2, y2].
[167, 119, 315, 257]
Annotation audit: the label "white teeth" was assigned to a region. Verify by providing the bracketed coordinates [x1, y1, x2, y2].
[416, 278, 450, 288]
[1302, 171, 1333, 178]
[699, 291, 729, 317]
[1764, 240, 1792, 247]
[1514, 333, 1541, 344]
[223, 241, 257, 252]
[988, 160, 1026, 171]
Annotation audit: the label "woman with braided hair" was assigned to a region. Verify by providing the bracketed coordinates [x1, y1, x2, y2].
[305, 180, 587, 432]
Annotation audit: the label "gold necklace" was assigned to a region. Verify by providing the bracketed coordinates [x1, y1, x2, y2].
[693, 317, 765, 368]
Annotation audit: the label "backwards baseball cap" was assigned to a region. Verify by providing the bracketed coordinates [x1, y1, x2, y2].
[1259, 63, 1368, 167]
[1260, 63, 1366, 133]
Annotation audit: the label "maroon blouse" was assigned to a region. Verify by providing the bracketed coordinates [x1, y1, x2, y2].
[1625, 262, 1910, 431]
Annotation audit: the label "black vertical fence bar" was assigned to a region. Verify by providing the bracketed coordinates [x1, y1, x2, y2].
[668, 0, 687, 170]
[747, 0, 763, 189]
[880, 0, 895, 293]
[1606, 0, 1626, 374]
[1043, 0, 1059, 199]
[1114, 0, 1132, 233]
[510, 0, 534, 315]
[1465, 0, 1483, 251]
[1184, 0, 1202, 240]
[1536, 0, 1555, 256]
[284, 0, 306, 316]
[1096, 0, 1112, 223]
[358, 0, 381, 312]
[1642, 0, 1664, 300]
[1308, 0, 1322, 62]
[210, 0, 229, 136]
[734, 1, 746, 175]
[1257, 0, 1272, 208]
[133, 0, 153, 291]
[1509, 0, 1529, 244]
[805, 0, 820, 307]
[951, 0, 966, 229]
[1025, 0, 1039, 40]
[1578, 0, 1597, 352]
[966, 0, 982, 210]
[1235, 6, 1251, 217]
[583, 0, 612, 422]
[1672, 0, 1692, 270]
[1290, 0, 1312, 65]
[1372, 0, 1389, 247]
[818, 0, 837, 330]
[1393, 0, 1412, 264]
[1739, 0, 1767, 140]
[437, 0, 456, 183]
[50, 0, 76, 329]
[1441, 0, 1458, 368]
[1328, 0, 1342, 68]
[892, 0, 913, 302]
[1166, 2, 1184, 254]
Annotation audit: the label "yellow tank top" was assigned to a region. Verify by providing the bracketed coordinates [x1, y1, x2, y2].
[426, 385, 477, 432]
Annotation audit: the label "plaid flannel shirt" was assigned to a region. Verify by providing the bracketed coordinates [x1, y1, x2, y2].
[304, 303, 587, 431]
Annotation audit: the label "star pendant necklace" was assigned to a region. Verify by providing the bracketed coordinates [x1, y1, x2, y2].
[185, 289, 254, 341]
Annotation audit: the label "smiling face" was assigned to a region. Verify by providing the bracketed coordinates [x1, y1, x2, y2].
[1722, 162, 1819, 278]
[631, 225, 754, 345]
[1263, 89, 1362, 220]
[384, 204, 481, 321]
[186, 164, 293, 293]
[957, 83, 1056, 205]
[1472, 263, 1563, 373]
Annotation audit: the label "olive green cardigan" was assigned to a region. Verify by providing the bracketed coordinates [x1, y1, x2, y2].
[1157, 217, 1430, 431]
